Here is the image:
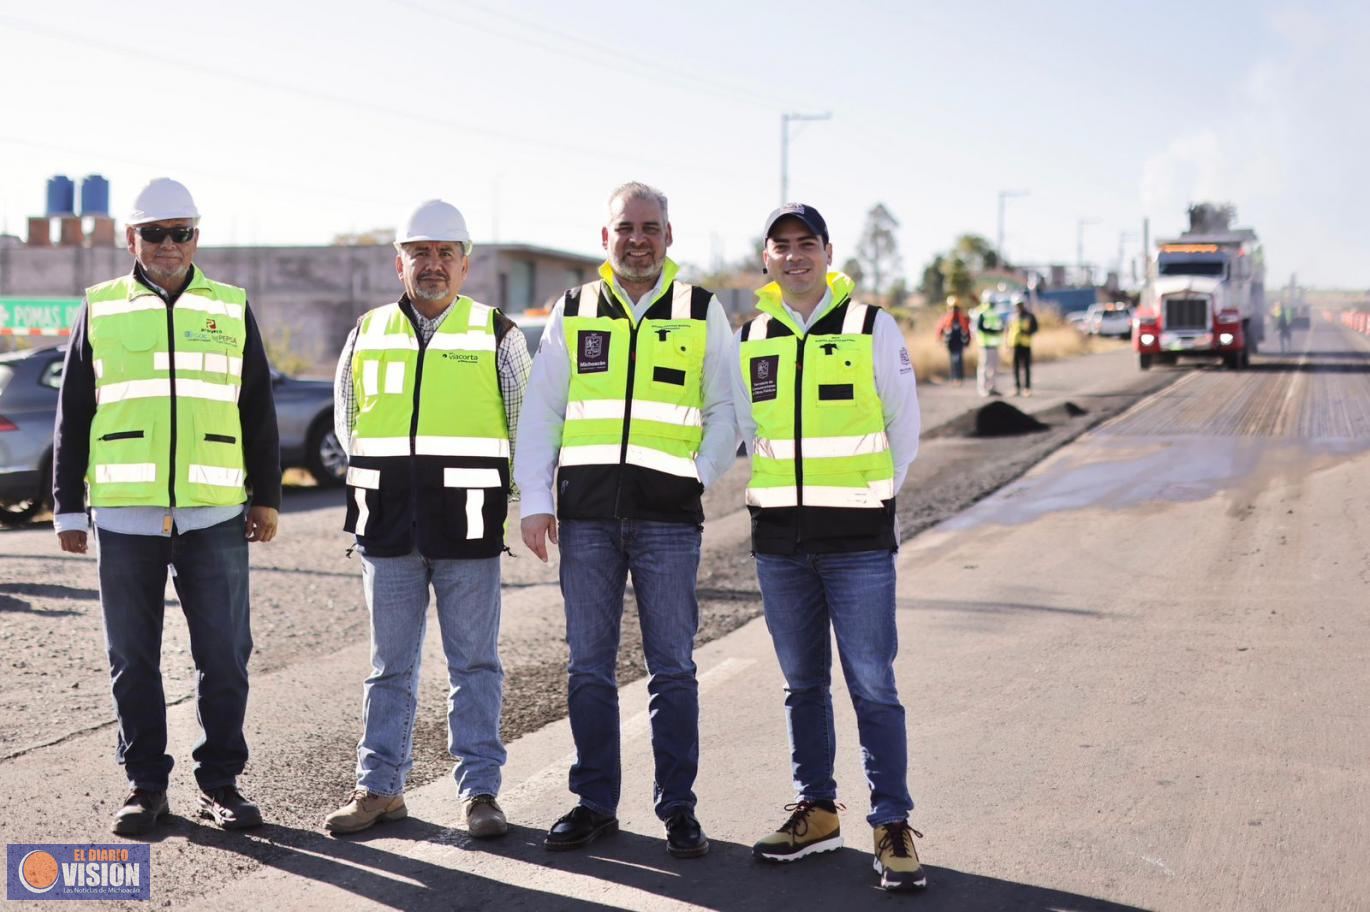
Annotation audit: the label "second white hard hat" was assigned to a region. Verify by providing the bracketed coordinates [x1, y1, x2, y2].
[396, 199, 472, 253]
[128, 178, 200, 225]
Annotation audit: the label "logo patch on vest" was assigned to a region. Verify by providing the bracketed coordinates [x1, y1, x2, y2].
[750, 354, 780, 402]
[577, 330, 611, 373]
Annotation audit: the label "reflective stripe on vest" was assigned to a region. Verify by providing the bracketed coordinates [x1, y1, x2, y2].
[84, 271, 249, 508]
[739, 272, 894, 514]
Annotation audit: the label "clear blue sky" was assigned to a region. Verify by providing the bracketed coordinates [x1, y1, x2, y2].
[1, 0, 1364, 287]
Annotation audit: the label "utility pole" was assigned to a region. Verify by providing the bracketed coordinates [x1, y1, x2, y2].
[996, 190, 1028, 264]
[1076, 218, 1099, 286]
[1116, 231, 1136, 282]
[1142, 217, 1151, 289]
[780, 112, 832, 205]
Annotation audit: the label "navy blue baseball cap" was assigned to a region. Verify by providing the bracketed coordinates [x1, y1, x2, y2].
[763, 203, 829, 244]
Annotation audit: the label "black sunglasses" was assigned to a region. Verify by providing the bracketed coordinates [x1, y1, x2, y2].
[137, 225, 196, 244]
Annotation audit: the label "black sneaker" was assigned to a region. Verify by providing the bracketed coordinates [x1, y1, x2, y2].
[665, 810, 709, 858]
[198, 785, 263, 830]
[111, 789, 169, 836]
[544, 805, 618, 851]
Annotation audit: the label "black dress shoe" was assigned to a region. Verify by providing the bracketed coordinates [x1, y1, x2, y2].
[545, 805, 618, 851]
[665, 810, 709, 858]
[198, 785, 263, 830]
[111, 789, 169, 836]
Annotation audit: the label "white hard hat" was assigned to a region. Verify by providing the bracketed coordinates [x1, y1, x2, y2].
[395, 199, 472, 253]
[127, 178, 200, 225]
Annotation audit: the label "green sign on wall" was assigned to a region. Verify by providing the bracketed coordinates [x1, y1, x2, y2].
[0, 298, 83, 335]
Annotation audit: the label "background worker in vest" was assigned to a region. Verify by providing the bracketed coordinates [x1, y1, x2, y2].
[51, 178, 281, 836]
[324, 200, 531, 839]
[734, 204, 925, 892]
[515, 182, 735, 858]
[973, 290, 1005, 397]
[1007, 298, 1039, 396]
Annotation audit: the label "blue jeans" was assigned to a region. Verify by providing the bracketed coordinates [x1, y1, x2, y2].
[559, 519, 701, 820]
[95, 515, 252, 792]
[356, 551, 505, 800]
[755, 549, 913, 826]
[948, 347, 965, 381]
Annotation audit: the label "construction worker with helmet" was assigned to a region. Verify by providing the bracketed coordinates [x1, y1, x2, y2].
[515, 182, 736, 858]
[734, 203, 925, 891]
[324, 200, 532, 839]
[972, 289, 1006, 396]
[51, 177, 282, 835]
[935, 295, 972, 385]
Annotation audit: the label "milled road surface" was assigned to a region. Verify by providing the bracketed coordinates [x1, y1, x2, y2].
[9, 326, 1365, 910]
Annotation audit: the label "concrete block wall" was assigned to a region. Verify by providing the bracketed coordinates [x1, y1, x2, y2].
[0, 243, 600, 376]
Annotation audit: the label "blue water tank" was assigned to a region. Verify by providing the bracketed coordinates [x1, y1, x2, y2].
[46, 175, 76, 216]
[80, 174, 110, 216]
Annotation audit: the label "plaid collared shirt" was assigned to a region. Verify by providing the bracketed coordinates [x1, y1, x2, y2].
[334, 300, 532, 498]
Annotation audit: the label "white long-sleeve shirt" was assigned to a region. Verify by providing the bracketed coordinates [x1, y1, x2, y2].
[731, 289, 920, 491]
[514, 265, 737, 518]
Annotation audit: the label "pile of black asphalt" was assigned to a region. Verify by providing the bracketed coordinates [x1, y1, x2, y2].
[926, 399, 1089, 439]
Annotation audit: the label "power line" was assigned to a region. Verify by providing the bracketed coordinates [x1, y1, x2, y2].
[424, 0, 792, 111]
[0, 13, 741, 181]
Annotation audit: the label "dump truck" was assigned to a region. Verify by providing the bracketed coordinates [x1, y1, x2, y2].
[1134, 203, 1266, 370]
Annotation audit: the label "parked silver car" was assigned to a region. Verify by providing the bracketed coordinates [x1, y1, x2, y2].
[0, 345, 343, 526]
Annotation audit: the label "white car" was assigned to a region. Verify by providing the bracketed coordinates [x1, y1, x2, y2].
[1085, 304, 1133, 338]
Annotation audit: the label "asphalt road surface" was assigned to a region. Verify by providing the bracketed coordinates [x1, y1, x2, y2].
[3, 324, 1365, 910]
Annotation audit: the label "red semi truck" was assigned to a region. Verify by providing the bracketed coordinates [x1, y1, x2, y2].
[1134, 203, 1266, 370]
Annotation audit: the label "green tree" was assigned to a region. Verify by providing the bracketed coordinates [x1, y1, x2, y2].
[940, 255, 975, 302]
[919, 254, 946, 304]
[855, 203, 902, 296]
[886, 277, 909, 309]
[952, 233, 1002, 272]
[842, 257, 865, 291]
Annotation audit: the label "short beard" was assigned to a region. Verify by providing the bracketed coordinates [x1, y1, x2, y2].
[143, 263, 189, 288]
[411, 282, 450, 302]
[611, 253, 664, 282]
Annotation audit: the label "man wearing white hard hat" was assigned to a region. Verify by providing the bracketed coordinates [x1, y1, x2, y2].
[324, 200, 531, 838]
[52, 178, 281, 836]
[515, 182, 735, 858]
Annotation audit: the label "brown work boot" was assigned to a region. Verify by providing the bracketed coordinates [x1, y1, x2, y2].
[463, 794, 508, 839]
[751, 800, 842, 862]
[872, 820, 927, 891]
[323, 788, 407, 835]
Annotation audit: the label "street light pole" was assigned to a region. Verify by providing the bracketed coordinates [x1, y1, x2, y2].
[996, 190, 1028, 264]
[780, 112, 832, 205]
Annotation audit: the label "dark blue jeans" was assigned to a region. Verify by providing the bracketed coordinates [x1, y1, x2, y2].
[755, 549, 913, 825]
[558, 519, 701, 820]
[95, 516, 252, 792]
[948, 347, 965, 381]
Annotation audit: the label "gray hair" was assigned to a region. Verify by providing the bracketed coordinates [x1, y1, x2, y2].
[607, 181, 668, 224]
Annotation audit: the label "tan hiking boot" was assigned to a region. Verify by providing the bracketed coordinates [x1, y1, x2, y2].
[872, 820, 927, 891]
[752, 800, 843, 862]
[464, 794, 508, 839]
[324, 789, 407, 835]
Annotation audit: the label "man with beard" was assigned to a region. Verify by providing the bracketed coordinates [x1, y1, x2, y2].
[324, 200, 531, 838]
[735, 204, 924, 892]
[52, 177, 281, 835]
[515, 182, 735, 858]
